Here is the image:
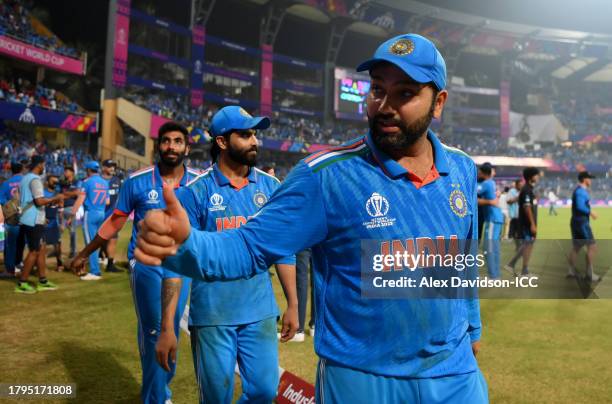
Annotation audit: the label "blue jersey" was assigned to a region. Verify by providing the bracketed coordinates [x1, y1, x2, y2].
[480, 179, 504, 223]
[169, 164, 295, 326]
[571, 186, 590, 220]
[164, 130, 481, 378]
[81, 174, 109, 212]
[116, 164, 200, 260]
[0, 174, 22, 204]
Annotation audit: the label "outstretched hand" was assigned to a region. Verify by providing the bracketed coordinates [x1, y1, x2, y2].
[134, 182, 191, 266]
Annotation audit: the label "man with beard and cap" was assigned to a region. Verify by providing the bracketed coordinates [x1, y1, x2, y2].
[135, 34, 487, 403]
[71, 122, 199, 403]
[155, 106, 298, 403]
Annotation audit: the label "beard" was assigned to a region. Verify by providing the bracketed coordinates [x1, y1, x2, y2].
[228, 144, 257, 167]
[160, 151, 186, 167]
[369, 100, 435, 153]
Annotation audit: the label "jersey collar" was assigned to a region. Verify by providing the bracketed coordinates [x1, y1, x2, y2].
[153, 163, 190, 188]
[365, 129, 450, 180]
[212, 163, 257, 189]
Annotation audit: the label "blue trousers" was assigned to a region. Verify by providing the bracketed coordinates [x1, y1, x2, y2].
[190, 316, 279, 404]
[3, 223, 20, 272]
[83, 210, 105, 275]
[130, 260, 191, 404]
[483, 221, 503, 279]
[316, 359, 488, 404]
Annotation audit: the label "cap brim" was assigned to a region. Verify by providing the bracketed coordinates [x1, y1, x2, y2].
[356, 57, 433, 84]
[236, 116, 271, 131]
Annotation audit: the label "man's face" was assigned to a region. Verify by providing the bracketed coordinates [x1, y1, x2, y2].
[47, 176, 59, 189]
[366, 62, 447, 153]
[584, 178, 592, 188]
[219, 129, 258, 167]
[64, 169, 74, 181]
[530, 174, 540, 186]
[158, 131, 189, 167]
[103, 165, 116, 176]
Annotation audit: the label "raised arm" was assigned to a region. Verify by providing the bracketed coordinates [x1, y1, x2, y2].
[135, 162, 327, 281]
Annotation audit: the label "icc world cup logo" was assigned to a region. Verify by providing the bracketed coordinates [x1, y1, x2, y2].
[366, 193, 389, 218]
[210, 193, 224, 207]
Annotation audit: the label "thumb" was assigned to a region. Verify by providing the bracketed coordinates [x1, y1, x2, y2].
[162, 181, 181, 214]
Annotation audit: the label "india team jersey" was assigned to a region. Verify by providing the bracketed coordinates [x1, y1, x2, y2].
[115, 164, 200, 261]
[169, 165, 295, 326]
[165, 130, 481, 378]
[480, 179, 504, 223]
[81, 174, 109, 212]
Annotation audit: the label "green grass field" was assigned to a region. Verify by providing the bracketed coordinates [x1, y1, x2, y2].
[0, 207, 611, 403]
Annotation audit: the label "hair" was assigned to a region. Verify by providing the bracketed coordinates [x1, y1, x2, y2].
[11, 162, 22, 174]
[157, 121, 189, 146]
[504, 186, 510, 193]
[523, 167, 540, 182]
[210, 132, 231, 163]
[479, 165, 492, 176]
[64, 165, 75, 173]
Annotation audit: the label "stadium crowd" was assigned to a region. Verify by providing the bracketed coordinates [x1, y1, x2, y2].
[0, 72, 85, 114]
[0, 0, 79, 58]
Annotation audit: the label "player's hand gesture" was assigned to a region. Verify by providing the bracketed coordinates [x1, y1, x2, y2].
[134, 182, 191, 266]
[279, 305, 299, 342]
[155, 330, 178, 372]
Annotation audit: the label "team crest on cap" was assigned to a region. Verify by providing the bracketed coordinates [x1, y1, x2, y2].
[389, 39, 414, 56]
[253, 191, 267, 208]
[449, 189, 467, 218]
[239, 108, 252, 118]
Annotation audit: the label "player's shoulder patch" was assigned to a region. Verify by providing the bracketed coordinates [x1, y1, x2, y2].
[254, 168, 281, 184]
[186, 167, 213, 187]
[305, 137, 368, 171]
[128, 165, 154, 180]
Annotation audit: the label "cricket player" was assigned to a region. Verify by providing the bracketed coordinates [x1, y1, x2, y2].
[478, 164, 503, 279]
[71, 122, 199, 403]
[505, 167, 540, 277]
[567, 171, 599, 281]
[156, 106, 298, 403]
[101, 159, 122, 273]
[136, 34, 487, 403]
[72, 161, 109, 280]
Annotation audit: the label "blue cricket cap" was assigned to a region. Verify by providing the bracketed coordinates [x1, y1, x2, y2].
[85, 161, 100, 171]
[209, 106, 270, 137]
[356, 33, 447, 90]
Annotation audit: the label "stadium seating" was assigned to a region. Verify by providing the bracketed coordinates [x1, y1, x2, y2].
[0, 0, 79, 58]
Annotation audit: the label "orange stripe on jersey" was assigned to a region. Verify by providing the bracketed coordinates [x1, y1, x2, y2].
[409, 165, 440, 189]
[230, 177, 249, 191]
[304, 139, 365, 163]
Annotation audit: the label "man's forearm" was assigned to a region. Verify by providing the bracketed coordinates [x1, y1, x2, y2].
[164, 230, 263, 281]
[161, 278, 182, 332]
[78, 235, 108, 258]
[276, 264, 298, 308]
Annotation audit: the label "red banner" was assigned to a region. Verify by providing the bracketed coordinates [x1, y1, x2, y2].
[276, 370, 315, 404]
